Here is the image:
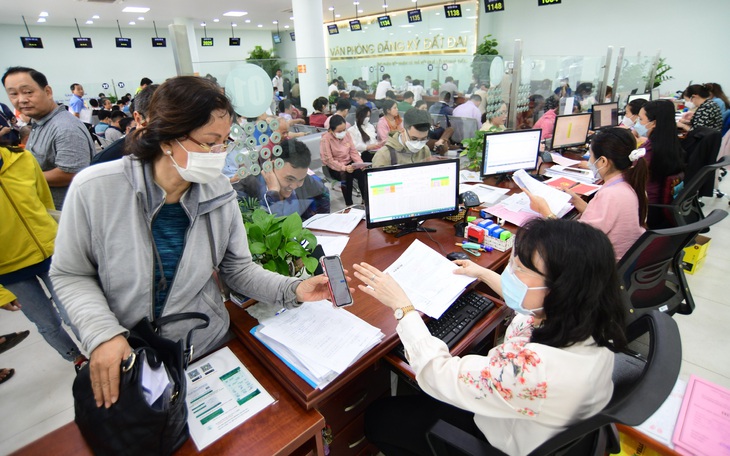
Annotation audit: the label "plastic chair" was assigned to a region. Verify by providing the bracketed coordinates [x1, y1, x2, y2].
[425, 310, 682, 456]
[648, 155, 730, 228]
[617, 209, 728, 325]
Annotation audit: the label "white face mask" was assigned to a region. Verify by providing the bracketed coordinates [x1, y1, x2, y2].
[401, 132, 427, 153]
[621, 116, 635, 128]
[334, 131, 347, 140]
[167, 140, 227, 184]
[363, 117, 370, 126]
[685, 100, 696, 109]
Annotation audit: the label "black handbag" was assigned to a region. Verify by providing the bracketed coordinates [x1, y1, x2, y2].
[73, 313, 210, 456]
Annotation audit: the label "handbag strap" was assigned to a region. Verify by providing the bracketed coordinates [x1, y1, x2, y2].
[152, 312, 210, 364]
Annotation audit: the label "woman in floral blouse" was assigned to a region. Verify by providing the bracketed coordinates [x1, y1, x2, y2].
[353, 218, 627, 456]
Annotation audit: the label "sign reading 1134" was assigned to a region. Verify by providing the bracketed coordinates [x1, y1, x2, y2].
[485, 0, 505, 13]
[538, 0, 561, 5]
[444, 4, 462, 18]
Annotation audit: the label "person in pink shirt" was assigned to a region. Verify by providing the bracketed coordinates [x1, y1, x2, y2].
[376, 99, 404, 147]
[320, 115, 366, 206]
[452, 94, 482, 122]
[533, 95, 560, 140]
[525, 127, 647, 261]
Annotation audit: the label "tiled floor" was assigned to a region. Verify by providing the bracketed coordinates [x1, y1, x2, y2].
[1, 175, 728, 454]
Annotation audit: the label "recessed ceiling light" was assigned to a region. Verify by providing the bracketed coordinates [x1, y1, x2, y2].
[232, 23, 237, 27]
[37, 18, 46, 23]
[86, 20, 93, 24]
[353, 1, 360, 5]
[257, 24, 263, 27]
[122, 7, 150, 13]
[328, 6, 334, 10]
[284, 25, 289, 29]
[137, 16, 145, 20]
[289, 16, 294, 20]
[358, 9, 363, 13]
[39, 11, 48, 17]
[213, 18, 220, 22]
[244, 19, 251, 23]
[335, 14, 341, 18]
[92, 15, 100, 19]
[223, 11, 247, 17]
[273, 20, 278, 24]
[200, 22, 206, 26]
[129, 21, 136, 25]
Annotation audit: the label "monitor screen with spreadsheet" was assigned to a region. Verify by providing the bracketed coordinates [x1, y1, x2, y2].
[481, 129, 542, 177]
[365, 159, 460, 234]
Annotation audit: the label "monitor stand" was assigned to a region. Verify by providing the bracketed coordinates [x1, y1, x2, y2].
[394, 220, 437, 238]
[494, 173, 513, 185]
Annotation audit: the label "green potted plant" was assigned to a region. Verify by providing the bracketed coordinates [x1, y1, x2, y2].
[244, 209, 319, 277]
[460, 131, 487, 171]
[471, 34, 499, 83]
[247, 45, 285, 79]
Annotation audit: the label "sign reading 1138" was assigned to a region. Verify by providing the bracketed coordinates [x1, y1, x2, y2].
[485, 0, 505, 13]
[538, 0, 561, 5]
[444, 4, 462, 18]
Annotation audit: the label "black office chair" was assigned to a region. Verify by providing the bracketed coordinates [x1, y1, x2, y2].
[425, 310, 682, 456]
[648, 154, 730, 229]
[617, 209, 728, 325]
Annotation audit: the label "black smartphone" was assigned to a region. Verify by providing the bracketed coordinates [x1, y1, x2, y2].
[320, 255, 353, 307]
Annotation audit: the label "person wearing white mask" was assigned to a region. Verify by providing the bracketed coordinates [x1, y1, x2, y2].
[320, 115, 366, 206]
[50, 76, 333, 409]
[354, 217, 627, 456]
[525, 127, 647, 260]
[347, 105, 380, 162]
[619, 98, 648, 139]
[372, 108, 432, 168]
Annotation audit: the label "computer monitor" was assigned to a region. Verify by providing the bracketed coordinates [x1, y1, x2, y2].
[365, 159, 460, 237]
[627, 93, 651, 105]
[551, 113, 592, 150]
[481, 129, 542, 177]
[591, 102, 619, 130]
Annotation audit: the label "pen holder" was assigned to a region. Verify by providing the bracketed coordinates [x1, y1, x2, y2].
[481, 235, 515, 252]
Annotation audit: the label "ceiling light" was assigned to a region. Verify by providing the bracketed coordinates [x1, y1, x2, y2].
[86, 20, 93, 24]
[328, 6, 334, 10]
[257, 24, 263, 27]
[353, 1, 360, 4]
[289, 16, 294, 20]
[213, 18, 220, 22]
[273, 20, 278, 24]
[137, 16, 145, 20]
[92, 15, 100, 19]
[223, 11, 247, 17]
[232, 23, 237, 27]
[39, 11, 48, 17]
[244, 19, 251, 23]
[358, 9, 363, 13]
[129, 21, 136, 25]
[335, 14, 341, 18]
[200, 22, 206, 26]
[37, 18, 46, 23]
[284, 25, 289, 29]
[122, 7, 150, 13]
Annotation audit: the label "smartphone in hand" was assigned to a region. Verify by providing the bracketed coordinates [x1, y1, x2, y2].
[320, 255, 353, 307]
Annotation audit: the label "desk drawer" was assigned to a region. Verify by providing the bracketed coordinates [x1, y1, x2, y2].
[327, 412, 379, 456]
[318, 364, 389, 435]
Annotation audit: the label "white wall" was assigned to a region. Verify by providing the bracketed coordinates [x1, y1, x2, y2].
[0, 24, 273, 106]
[477, 0, 729, 96]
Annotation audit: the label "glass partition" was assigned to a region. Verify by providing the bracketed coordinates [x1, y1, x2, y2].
[612, 54, 655, 108]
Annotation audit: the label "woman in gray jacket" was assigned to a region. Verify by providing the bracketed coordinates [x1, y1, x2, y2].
[51, 76, 333, 409]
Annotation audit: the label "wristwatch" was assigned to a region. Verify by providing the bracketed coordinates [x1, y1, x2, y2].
[394, 305, 416, 321]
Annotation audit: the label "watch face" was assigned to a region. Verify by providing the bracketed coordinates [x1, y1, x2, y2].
[395, 308, 404, 319]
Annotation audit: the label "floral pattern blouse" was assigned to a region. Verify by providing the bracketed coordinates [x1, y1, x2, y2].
[396, 311, 615, 456]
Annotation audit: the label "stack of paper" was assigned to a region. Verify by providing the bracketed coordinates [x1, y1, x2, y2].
[672, 375, 730, 455]
[249, 300, 383, 389]
[303, 208, 365, 234]
[544, 165, 596, 184]
[383, 240, 476, 319]
[458, 183, 510, 205]
[545, 177, 601, 196]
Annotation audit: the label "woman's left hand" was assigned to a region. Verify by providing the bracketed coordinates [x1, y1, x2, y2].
[353, 262, 412, 311]
[295, 273, 354, 303]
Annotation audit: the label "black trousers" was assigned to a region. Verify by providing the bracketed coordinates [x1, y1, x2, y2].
[326, 166, 367, 206]
[364, 394, 486, 456]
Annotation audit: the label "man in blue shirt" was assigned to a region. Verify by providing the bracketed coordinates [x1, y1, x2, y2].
[68, 83, 85, 118]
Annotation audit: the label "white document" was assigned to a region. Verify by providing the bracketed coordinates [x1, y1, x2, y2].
[303, 208, 365, 234]
[636, 378, 687, 447]
[384, 240, 476, 319]
[459, 183, 510, 205]
[459, 170, 483, 183]
[185, 346, 275, 451]
[550, 153, 581, 167]
[258, 300, 383, 375]
[513, 169, 572, 216]
[563, 96, 575, 115]
[544, 165, 595, 184]
[140, 352, 171, 406]
[315, 235, 350, 257]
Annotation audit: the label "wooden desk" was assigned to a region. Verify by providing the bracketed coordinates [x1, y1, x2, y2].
[13, 339, 325, 456]
[229, 217, 512, 454]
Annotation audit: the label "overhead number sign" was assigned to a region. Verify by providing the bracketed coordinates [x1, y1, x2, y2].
[20, 36, 43, 48]
[201, 37, 214, 47]
[151, 37, 167, 47]
[229, 37, 240, 46]
[485, 0, 505, 13]
[328, 24, 339, 35]
[378, 15, 392, 28]
[349, 20, 362, 31]
[444, 4, 462, 18]
[408, 9, 422, 23]
[538, 0, 561, 5]
[73, 37, 93, 48]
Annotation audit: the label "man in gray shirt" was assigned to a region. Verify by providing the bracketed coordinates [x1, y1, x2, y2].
[3, 66, 94, 209]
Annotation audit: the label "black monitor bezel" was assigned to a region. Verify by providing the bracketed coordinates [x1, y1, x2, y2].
[365, 158, 460, 230]
[590, 102, 619, 130]
[550, 112, 592, 150]
[480, 129, 542, 177]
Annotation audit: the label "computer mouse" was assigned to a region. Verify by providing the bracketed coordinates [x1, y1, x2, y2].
[446, 251, 470, 261]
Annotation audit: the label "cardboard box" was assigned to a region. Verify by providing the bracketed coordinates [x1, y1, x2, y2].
[682, 235, 710, 275]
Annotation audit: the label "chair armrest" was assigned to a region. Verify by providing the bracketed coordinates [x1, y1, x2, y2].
[426, 420, 507, 456]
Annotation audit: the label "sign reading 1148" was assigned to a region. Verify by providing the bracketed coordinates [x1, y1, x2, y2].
[485, 0, 505, 13]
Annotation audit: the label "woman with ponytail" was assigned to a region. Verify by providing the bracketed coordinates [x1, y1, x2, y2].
[526, 127, 647, 260]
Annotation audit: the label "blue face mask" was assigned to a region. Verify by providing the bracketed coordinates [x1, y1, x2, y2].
[634, 119, 649, 137]
[500, 263, 547, 316]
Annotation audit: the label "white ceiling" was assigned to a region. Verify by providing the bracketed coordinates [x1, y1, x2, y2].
[3, 0, 451, 32]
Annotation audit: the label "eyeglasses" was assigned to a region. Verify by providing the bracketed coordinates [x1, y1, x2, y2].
[508, 254, 545, 279]
[185, 136, 231, 153]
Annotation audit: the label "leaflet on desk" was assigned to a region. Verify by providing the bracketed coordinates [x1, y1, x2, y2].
[544, 165, 596, 184]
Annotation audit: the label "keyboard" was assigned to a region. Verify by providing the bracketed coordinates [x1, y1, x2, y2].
[392, 291, 495, 361]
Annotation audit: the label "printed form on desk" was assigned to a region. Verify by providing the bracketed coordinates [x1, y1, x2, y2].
[303, 208, 365, 234]
[384, 239, 476, 319]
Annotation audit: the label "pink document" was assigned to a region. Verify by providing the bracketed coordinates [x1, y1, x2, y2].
[672, 375, 730, 455]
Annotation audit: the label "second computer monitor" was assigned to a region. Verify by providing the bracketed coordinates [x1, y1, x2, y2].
[591, 102, 619, 130]
[627, 92, 651, 105]
[481, 129, 542, 177]
[551, 113, 592, 150]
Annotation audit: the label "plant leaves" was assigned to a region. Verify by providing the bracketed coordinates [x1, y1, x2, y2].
[281, 212, 303, 238]
[265, 232, 282, 252]
[285, 241, 307, 257]
[252, 209, 272, 231]
[249, 241, 267, 255]
[303, 256, 319, 274]
[263, 259, 277, 272]
[275, 258, 290, 276]
[246, 224, 264, 243]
